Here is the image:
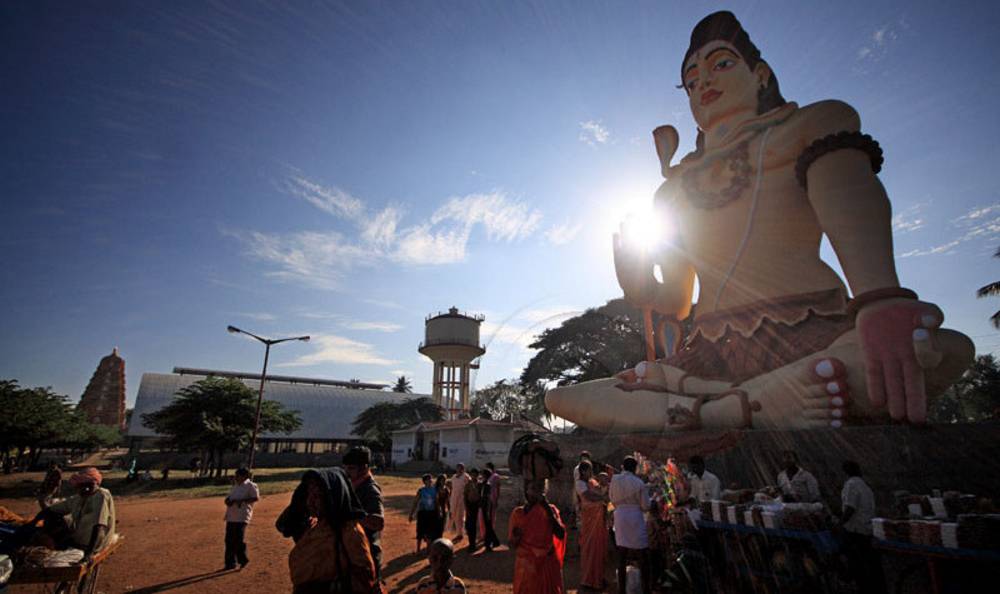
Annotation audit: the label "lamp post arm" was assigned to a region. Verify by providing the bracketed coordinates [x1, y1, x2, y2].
[268, 335, 309, 346]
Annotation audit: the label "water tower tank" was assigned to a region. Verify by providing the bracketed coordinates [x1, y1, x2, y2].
[419, 307, 485, 420]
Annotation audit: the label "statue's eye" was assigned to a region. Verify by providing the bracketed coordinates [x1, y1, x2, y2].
[685, 78, 698, 90]
[713, 58, 734, 70]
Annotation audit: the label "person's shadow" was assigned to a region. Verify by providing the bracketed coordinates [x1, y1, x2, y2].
[128, 568, 235, 593]
[382, 549, 426, 590]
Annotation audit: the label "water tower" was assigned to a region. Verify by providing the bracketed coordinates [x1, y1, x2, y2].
[419, 307, 485, 420]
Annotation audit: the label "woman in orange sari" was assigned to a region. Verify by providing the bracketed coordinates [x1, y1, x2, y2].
[508, 479, 566, 594]
[576, 460, 609, 590]
[276, 468, 379, 594]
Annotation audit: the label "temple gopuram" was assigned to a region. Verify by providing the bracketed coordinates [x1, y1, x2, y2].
[77, 347, 127, 430]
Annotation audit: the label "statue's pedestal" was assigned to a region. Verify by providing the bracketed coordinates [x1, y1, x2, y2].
[551, 422, 1000, 510]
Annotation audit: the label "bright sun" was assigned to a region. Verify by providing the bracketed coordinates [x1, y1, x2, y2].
[618, 205, 675, 254]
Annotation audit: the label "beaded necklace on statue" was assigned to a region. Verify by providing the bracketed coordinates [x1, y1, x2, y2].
[678, 102, 797, 210]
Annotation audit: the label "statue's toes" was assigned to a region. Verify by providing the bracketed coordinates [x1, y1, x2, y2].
[809, 357, 847, 383]
[803, 379, 849, 428]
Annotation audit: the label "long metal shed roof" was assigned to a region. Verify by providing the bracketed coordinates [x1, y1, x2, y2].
[129, 372, 421, 440]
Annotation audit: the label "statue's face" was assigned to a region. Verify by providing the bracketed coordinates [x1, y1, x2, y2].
[683, 40, 764, 131]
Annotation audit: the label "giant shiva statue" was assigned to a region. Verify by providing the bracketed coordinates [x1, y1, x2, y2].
[546, 12, 974, 433]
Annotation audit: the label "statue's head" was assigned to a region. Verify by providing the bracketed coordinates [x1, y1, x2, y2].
[680, 11, 785, 133]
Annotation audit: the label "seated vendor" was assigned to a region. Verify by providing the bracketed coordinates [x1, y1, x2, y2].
[25, 467, 116, 562]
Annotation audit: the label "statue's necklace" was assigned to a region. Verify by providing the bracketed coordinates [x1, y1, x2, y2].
[681, 140, 753, 210]
[679, 107, 793, 210]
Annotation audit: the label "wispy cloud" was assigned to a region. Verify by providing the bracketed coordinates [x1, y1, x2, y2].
[223, 228, 374, 290]
[230, 178, 543, 286]
[340, 320, 403, 332]
[544, 222, 583, 245]
[294, 310, 402, 332]
[281, 334, 397, 367]
[364, 299, 405, 310]
[900, 202, 1000, 258]
[233, 312, 276, 322]
[284, 174, 364, 220]
[856, 21, 902, 64]
[579, 120, 611, 146]
[361, 206, 403, 249]
[892, 204, 926, 234]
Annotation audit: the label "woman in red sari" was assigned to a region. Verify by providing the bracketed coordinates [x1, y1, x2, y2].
[575, 460, 610, 590]
[508, 479, 566, 594]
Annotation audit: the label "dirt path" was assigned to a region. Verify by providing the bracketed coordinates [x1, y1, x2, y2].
[3, 475, 602, 593]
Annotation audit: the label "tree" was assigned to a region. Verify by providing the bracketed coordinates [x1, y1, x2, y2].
[0, 380, 120, 470]
[141, 377, 301, 476]
[470, 379, 542, 422]
[392, 376, 413, 393]
[928, 354, 1000, 423]
[976, 247, 1000, 328]
[519, 298, 648, 418]
[351, 397, 443, 450]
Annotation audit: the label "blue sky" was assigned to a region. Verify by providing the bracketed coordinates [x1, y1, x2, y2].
[2, 1, 1000, 407]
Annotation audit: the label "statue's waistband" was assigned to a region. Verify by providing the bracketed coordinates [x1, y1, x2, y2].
[692, 288, 848, 343]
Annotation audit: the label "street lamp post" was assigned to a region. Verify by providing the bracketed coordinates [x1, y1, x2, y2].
[227, 325, 310, 470]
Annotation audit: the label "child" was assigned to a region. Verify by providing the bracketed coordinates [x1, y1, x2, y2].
[415, 538, 466, 593]
[409, 474, 438, 553]
[223, 467, 259, 570]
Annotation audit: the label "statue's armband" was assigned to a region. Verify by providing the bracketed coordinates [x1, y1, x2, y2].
[795, 131, 884, 190]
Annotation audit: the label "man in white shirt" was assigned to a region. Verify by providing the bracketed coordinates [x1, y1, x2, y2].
[223, 467, 259, 570]
[686, 456, 721, 503]
[776, 450, 820, 503]
[839, 460, 883, 594]
[447, 464, 470, 541]
[609, 456, 651, 594]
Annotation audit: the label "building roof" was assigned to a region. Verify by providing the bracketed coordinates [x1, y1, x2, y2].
[129, 372, 420, 441]
[172, 367, 386, 390]
[391, 416, 549, 435]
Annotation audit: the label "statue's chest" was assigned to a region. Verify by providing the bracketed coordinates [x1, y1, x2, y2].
[678, 136, 798, 211]
[680, 140, 755, 210]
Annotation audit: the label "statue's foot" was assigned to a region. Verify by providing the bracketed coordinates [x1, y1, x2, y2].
[546, 378, 680, 433]
[741, 349, 857, 430]
[743, 327, 974, 428]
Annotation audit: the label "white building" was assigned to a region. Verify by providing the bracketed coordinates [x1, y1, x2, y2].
[390, 417, 547, 469]
[129, 368, 422, 454]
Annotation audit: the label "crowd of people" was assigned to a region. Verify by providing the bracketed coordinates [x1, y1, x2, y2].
[564, 448, 883, 594]
[3, 445, 886, 593]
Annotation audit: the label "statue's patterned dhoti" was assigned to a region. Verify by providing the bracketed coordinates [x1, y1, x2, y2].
[667, 288, 852, 384]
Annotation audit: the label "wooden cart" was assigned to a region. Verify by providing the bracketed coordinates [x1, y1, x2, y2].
[8, 536, 123, 594]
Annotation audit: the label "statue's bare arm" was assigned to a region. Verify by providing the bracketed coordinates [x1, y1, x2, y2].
[803, 100, 940, 423]
[802, 100, 899, 294]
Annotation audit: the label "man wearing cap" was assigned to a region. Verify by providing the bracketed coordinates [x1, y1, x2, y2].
[344, 446, 385, 580]
[223, 467, 259, 570]
[26, 467, 116, 563]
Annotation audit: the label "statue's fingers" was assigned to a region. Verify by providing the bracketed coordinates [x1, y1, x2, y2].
[865, 357, 886, 409]
[883, 359, 906, 421]
[913, 328, 943, 369]
[903, 360, 927, 424]
[914, 303, 944, 329]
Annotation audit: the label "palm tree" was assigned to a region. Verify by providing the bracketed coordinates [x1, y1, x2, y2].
[392, 376, 413, 393]
[977, 247, 1000, 328]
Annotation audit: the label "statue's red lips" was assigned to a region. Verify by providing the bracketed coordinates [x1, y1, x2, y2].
[700, 89, 722, 105]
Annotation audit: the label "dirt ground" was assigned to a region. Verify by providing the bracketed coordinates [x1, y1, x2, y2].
[1, 473, 607, 594]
